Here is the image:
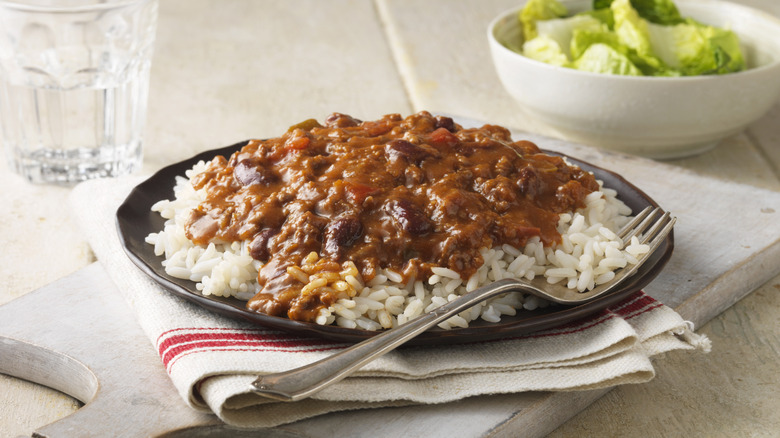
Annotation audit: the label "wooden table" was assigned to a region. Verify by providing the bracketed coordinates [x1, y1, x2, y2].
[2, 0, 779, 436]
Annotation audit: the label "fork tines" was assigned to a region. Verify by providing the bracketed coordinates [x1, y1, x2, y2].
[619, 206, 676, 249]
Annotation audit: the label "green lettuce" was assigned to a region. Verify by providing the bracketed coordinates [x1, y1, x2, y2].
[594, 0, 683, 25]
[519, 0, 568, 41]
[570, 28, 625, 60]
[647, 19, 746, 75]
[610, 0, 673, 74]
[579, 7, 615, 28]
[534, 14, 606, 59]
[522, 35, 570, 66]
[611, 0, 653, 56]
[702, 24, 745, 73]
[513, 0, 745, 76]
[573, 43, 643, 75]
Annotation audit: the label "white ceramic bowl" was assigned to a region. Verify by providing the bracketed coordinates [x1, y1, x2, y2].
[488, 0, 780, 159]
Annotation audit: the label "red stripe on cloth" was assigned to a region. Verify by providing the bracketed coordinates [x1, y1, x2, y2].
[157, 327, 346, 371]
[167, 346, 348, 371]
[157, 326, 308, 343]
[610, 293, 658, 318]
[160, 337, 345, 369]
[158, 329, 334, 357]
[163, 342, 346, 371]
[156, 292, 665, 372]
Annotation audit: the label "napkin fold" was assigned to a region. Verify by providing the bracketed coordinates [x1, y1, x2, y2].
[69, 176, 710, 428]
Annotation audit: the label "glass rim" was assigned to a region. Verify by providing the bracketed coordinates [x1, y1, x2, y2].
[0, 0, 154, 13]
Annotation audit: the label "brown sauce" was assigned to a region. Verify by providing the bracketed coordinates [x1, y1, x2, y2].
[184, 112, 599, 322]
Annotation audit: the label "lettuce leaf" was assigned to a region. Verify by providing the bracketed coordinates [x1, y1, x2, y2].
[611, 0, 653, 56]
[594, 0, 683, 25]
[647, 20, 746, 75]
[519, 0, 568, 41]
[569, 29, 673, 76]
[609, 0, 677, 74]
[572, 43, 643, 75]
[702, 24, 745, 73]
[578, 8, 615, 29]
[570, 28, 625, 60]
[522, 35, 570, 66]
[535, 15, 606, 59]
[513, 0, 745, 77]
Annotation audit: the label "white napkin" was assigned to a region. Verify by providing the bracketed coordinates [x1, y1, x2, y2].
[69, 175, 710, 428]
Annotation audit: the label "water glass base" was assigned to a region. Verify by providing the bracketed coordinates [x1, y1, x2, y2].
[9, 142, 143, 186]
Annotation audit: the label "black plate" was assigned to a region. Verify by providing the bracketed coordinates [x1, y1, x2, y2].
[116, 141, 674, 345]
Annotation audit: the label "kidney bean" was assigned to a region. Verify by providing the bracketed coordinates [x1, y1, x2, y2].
[434, 116, 456, 132]
[385, 198, 432, 235]
[323, 214, 363, 257]
[249, 228, 278, 261]
[516, 166, 543, 198]
[385, 139, 430, 164]
[324, 113, 362, 128]
[234, 159, 277, 186]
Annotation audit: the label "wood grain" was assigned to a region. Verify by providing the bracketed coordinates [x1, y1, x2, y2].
[143, 0, 412, 170]
[0, 161, 94, 437]
[551, 274, 780, 438]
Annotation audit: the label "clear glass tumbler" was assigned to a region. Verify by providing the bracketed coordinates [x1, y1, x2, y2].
[0, 0, 158, 184]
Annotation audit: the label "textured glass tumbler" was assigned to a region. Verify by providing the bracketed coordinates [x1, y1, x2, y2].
[0, 0, 158, 184]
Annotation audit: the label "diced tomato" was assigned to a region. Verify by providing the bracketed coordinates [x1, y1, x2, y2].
[344, 182, 380, 205]
[284, 135, 310, 152]
[428, 127, 459, 148]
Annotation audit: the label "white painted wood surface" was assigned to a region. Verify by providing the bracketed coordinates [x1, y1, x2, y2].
[1, 0, 779, 436]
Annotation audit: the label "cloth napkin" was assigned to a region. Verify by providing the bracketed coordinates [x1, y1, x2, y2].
[69, 175, 710, 428]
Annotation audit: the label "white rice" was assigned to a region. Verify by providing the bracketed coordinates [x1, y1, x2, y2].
[146, 160, 649, 330]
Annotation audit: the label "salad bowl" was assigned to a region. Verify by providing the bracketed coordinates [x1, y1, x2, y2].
[487, 0, 780, 159]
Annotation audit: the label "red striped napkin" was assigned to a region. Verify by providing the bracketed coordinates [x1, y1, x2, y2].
[70, 176, 710, 428]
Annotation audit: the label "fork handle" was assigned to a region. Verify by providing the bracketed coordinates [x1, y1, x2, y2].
[250, 278, 522, 402]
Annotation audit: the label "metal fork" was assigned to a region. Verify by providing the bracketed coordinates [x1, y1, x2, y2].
[251, 207, 675, 402]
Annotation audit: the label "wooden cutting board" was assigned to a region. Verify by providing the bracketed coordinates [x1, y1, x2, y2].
[2, 140, 779, 437]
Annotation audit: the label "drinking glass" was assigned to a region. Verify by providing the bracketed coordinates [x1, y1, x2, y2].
[0, 0, 158, 184]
